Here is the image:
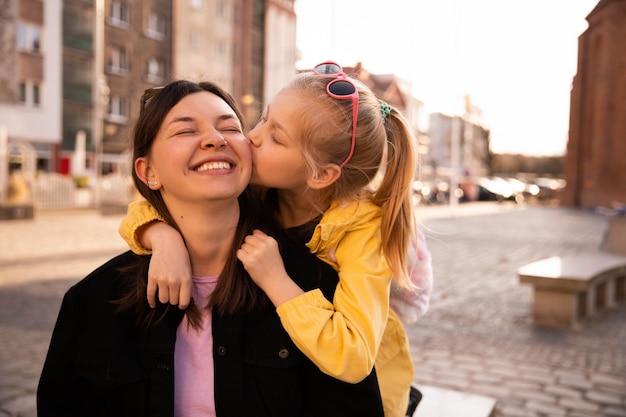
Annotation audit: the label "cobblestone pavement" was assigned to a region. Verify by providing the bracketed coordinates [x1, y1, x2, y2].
[411, 203, 626, 417]
[0, 204, 625, 417]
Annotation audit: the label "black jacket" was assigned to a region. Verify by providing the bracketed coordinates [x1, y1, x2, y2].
[37, 245, 384, 417]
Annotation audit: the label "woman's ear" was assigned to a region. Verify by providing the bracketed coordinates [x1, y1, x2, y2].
[135, 157, 160, 189]
[306, 164, 341, 190]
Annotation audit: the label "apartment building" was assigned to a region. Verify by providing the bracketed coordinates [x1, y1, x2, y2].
[0, 0, 62, 172]
[99, 0, 173, 171]
[173, 0, 234, 88]
[59, 0, 173, 174]
[231, 0, 298, 128]
[562, 0, 626, 207]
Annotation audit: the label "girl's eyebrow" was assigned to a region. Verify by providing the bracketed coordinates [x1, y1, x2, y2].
[266, 104, 291, 139]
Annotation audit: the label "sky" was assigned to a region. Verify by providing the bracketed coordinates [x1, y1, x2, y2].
[294, 0, 600, 156]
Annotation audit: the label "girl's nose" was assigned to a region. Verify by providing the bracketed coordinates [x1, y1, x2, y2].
[247, 126, 261, 147]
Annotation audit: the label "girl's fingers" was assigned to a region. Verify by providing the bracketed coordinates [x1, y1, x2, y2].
[147, 279, 158, 308]
[178, 281, 192, 310]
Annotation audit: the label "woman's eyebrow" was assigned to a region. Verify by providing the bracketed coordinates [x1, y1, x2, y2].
[167, 114, 239, 127]
[167, 116, 194, 127]
[217, 114, 240, 123]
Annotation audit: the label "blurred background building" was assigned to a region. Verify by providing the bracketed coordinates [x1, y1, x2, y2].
[0, 0, 62, 173]
[0, 0, 623, 213]
[1, 0, 296, 178]
[561, 0, 626, 209]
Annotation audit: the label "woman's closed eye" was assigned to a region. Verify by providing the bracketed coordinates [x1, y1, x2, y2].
[174, 129, 195, 136]
[220, 125, 243, 134]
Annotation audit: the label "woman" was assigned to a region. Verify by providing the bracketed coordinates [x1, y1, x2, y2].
[36, 80, 384, 417]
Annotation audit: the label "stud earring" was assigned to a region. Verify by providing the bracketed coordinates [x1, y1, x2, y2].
[147, 180, 158, 187]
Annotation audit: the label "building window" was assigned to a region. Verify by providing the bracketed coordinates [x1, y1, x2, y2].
[146, 11, 165, 39]
[107, 95, 129, 123]
[108, 46, 129, 74]
[190, 32, 201, 49]
[19, 82, 27, 103]
[17, 23, 41, 53]
[217, 39, 227, 57]
[146, 58, 165, 83]
[18, 81, 41, 107]
[33, 84, 40, 106]
[191, 0, 203, 10]
[217, 0, 227, 19]
[109, 1, 129, 27]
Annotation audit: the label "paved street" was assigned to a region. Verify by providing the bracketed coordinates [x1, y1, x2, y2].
[0, 203, 625, 416]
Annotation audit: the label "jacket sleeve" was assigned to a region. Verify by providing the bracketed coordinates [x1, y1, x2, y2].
[118, 200, 165, 255]
[275, 222, 390, 383]
[37, 289, 82, 417]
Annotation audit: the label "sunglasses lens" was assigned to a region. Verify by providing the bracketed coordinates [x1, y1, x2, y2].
[314, 63, 342, 74]
[328, 80, 356, 97]
[141, 87, 164, 113]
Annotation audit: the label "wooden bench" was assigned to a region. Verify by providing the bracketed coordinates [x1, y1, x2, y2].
[518, 252, 626, 328]
[415, 385, 496, 417]
[602, 215, 626, 255]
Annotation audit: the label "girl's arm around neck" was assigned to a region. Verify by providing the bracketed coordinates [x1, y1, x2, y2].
[236, 229, 305, 305]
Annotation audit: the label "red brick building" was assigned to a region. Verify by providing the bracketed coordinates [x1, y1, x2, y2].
[561, 0, 626, 208]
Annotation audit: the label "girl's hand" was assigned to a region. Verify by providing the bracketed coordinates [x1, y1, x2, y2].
[140, 222, 192, 309]
[237, 229, 303, 306]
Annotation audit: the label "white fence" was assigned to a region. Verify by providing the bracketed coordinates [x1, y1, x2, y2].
[28, 173, 133, 209]
[30, 173, 76, 209]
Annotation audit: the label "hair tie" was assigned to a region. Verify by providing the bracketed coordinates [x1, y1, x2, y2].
[379, 100, 392, 120]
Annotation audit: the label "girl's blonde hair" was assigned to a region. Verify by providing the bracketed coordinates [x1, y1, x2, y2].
[283, 72, 418, 289]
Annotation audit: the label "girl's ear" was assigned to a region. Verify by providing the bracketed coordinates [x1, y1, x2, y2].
[306, 164, 341, 190]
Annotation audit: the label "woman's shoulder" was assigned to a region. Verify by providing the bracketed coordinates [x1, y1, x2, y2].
[65, 251, 140, 297]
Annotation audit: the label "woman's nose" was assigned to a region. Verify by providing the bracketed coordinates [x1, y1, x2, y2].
[202, 132, 227, 149]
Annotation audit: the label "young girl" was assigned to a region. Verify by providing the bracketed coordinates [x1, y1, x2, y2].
[120, 62, 420, 416]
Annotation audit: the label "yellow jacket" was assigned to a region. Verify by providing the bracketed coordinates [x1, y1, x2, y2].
[119, 199, 414, 417]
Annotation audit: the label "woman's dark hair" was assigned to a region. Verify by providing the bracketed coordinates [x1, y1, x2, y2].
[117, 80, 270, 327]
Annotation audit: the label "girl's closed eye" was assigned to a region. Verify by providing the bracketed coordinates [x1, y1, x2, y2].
[271, 132, 283, 145]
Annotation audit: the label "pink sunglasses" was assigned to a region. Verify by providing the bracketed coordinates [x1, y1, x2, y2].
[313, 61, 359, 168]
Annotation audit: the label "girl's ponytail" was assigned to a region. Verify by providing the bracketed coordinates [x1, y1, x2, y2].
[372, 105, 418, 289]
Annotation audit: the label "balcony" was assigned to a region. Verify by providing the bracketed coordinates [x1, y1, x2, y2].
[63, 85, 92, 103]
[63, 35, 93, 53]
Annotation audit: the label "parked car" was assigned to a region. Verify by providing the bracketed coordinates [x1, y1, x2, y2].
[459, 176, 519, 203]
[532, 177, 566, 201]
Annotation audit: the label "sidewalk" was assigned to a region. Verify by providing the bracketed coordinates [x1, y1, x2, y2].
[0, 203, 625, 416]
[411, 202, 626, 417]
[0, 209, 129, 417]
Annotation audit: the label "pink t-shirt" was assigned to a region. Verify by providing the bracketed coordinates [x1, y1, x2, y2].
[174, 276, 218, 417]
